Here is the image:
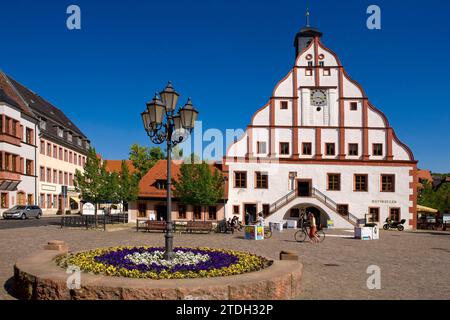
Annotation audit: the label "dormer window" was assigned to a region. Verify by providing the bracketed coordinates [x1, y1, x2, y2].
[57, 127, 63, 138]
[85, 141, 90, 150]
[77, 137, 82, 146]
[307, 61, 313, 67]
[67, 132, 73, 142]
[39, 118, 47, 130]
[319, 61, 325, 67]
[155, 180, 167, 190]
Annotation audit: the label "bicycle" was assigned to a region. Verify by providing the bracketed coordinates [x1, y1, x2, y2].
[294, 225, 325, 243]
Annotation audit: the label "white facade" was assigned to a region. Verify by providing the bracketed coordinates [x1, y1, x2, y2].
[0, 101, 38, 214]
[224, 28, 418, 229]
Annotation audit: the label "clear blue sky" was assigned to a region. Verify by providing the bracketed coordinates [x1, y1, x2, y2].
[1, 0, 449, 172]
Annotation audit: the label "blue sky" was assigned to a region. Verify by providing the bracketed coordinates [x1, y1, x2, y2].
[1, 0, 449, 172]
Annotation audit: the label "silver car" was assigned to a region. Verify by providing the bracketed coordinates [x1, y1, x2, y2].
[2, 205, 43, 220]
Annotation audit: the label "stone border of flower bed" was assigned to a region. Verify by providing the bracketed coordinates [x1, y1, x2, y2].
[14, 248, 303, 300]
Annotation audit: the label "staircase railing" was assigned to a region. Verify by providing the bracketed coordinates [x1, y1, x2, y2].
[258, 186, 365, 227]
[311, 188, 363, 226]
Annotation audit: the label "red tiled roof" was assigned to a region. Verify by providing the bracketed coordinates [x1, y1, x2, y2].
[138, 160, 228, 199]
[417, 170, 433, 183]
[105, 160, 136, 174]
[0, 71, 35, 117]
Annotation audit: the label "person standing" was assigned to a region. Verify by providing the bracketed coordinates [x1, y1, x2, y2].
[245, 211, 250, 225]
[256, 213, 265, 227]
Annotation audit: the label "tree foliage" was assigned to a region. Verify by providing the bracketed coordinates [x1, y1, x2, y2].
[173, 160, 224, 207]
[418, 180, 450, 213]
[129, 144, 165, 179]
[74, 148, 140, 213]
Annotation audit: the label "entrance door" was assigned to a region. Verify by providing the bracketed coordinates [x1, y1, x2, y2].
[138, 203, 147, 218]
[244, 204, 257, 224]
[297, 180, 311, 197]
[156, 205, 167, 221]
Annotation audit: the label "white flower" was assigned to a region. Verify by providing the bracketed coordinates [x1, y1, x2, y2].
[124, 251, 210, 268]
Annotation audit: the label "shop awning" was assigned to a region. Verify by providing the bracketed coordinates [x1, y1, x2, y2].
[0, 180, 21, 191]
[417, 205, 438, 214]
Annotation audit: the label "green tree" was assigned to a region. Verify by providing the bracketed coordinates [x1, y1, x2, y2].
[173, 160, 224, 216]
[74, 148, 111, 225]
[118, 160, 139, 204]
[129, 144, 165, 179]
[418, 180, 450, 213]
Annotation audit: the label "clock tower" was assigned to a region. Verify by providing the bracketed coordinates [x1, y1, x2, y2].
[293, 8, 322, 59]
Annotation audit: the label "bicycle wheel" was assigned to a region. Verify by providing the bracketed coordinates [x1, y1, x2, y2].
[294, 229, 308, 243]
[316, 230, 326, 243]
[265, 229, 272, 239]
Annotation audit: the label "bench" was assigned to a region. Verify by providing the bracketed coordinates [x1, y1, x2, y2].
[136, 219, 167, 233]
[186, 221, 213, 234]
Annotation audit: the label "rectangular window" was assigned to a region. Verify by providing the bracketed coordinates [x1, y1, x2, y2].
[39, 194, 45, 208]
[53, 195, 58, 209]
[255, 172, 269, 189]
[64, 150, 68, 162]
[59, 147, 63, 160]
[40, 140, 45, 155]
[302, 143, 312, 155]
[178, 205, 187, 219]
[319, 61, 324, 67]
[381, 174, 395, 192]
[53, 170, 57, 184]
[69, 173, 73, 186]
[67, 133, 73, 142]
[47, 143, 52, 157]
[234, 172, 247, 188]
[307, 61, 313, 67]
[59, 171, 63, 184]
[138, 203, 147, 218]
[280, 142, 290, 155]
[355, 174, 368, 192]
[194, 206, 202, 220]
[348, 144, 359, 156]
[53, 145, 57, 158]
[280, 101, 288, 110]
[257, 141, 267, 154]
[40, 167, 45, 182]
[46, 168, 51, 183]
[350, 102, 358, 111]
[373, 144, 383, 156]
[69, 152, 73, 163]
[57, 127, 63, 138]
[47, 194, 52, 209]
[369, 208, 380, 223]
[263, 204, 270, 217]
[325, 143, 336, 156]
[155, 179, 167, 190]
[74, 153, 78, 165]
[208, 206, 217, 220]
[39, 119, 46, 130]
[27, 194, 33, 206]
[11, 155, 17, 172]
[64, 172, 68, 186]
[389, 208, 401, 222]
[337, 204, 349, 216]
[233, 205, 240, 215]
[1, 193, 8, 208]
[25, 128, 33, 144]
[327, 173, 341, 191]
[323, 68, 331, 76]
[305, 68, 313, 76]
[26, 160, 33, 176]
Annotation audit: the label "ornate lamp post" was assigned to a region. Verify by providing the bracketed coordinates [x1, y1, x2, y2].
[141, 82, 199, 260]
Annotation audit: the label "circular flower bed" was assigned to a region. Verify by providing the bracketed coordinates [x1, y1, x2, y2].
[56, 247, 272, 279]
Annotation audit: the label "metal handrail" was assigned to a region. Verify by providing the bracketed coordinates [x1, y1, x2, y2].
[258, 186, 362, 226]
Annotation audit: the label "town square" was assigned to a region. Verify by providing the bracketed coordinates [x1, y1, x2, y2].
[0, 0, 449, 305]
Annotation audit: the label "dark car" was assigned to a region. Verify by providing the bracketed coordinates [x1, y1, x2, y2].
[2, 205, 42, 220]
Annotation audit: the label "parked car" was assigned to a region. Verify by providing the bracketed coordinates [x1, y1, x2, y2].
[2, 205, 42, 220]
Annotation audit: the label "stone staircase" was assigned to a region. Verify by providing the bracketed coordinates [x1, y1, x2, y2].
[259, 187, 366, 227]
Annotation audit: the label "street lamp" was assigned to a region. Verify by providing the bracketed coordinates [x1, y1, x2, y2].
[141, 82, 198, 260]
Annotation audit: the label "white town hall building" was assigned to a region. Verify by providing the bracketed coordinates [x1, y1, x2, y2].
[224, 25, 418, 230]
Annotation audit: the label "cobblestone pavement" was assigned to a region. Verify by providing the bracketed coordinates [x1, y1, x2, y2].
[1, 225, 449, 300]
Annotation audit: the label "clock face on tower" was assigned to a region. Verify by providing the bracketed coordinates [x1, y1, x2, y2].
[310, 89, 327, 107]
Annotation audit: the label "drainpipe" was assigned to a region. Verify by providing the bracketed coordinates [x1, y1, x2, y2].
[34, 122, 38, 206]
